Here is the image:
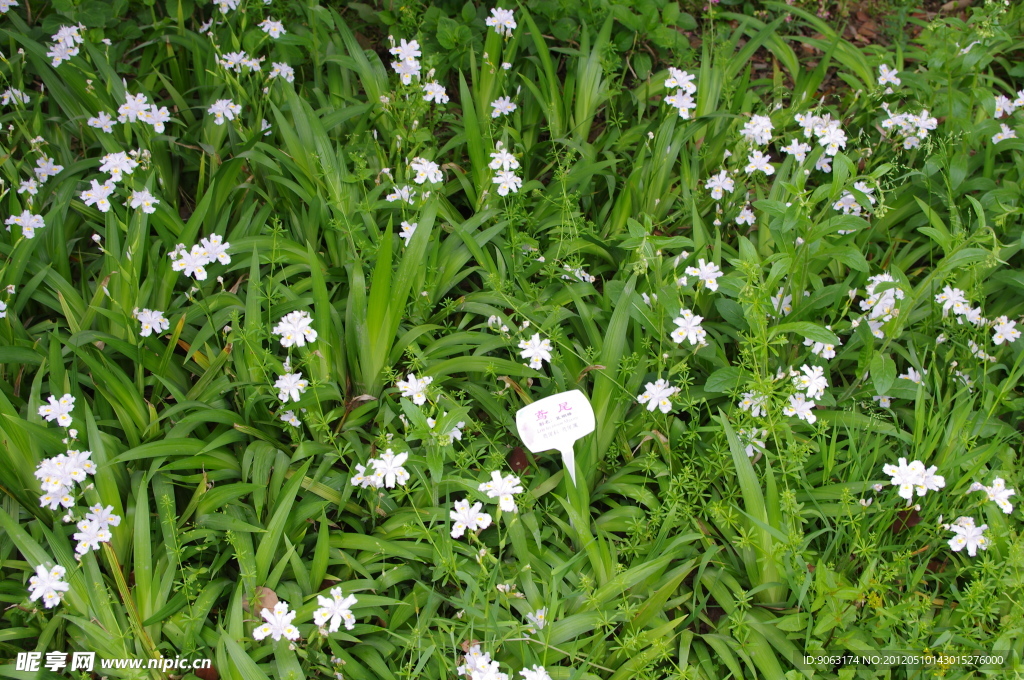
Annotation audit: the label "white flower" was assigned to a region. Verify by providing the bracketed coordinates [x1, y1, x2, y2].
[637, 378, 679, 413]
[268, 62, 295, 83]
[872, 395, 891, 407]
[741, 114, 774, 145]
[817, 126, 847, 156]
[259, 18, 286, 38]
[118, 93, 150, 123]
[899, 367, 924, 384]
[0, 300, 6, 319]
[391, 57, 421, 84]
[492, 170, 522, 196]
[35, 156, 63, 182]
[993, 123, 1017, 144]
[778, 139, 811, 161]
[520, 666, 552, 680]
[73, 518, 113, 555]
[684, 258, 723, 291]
[1, 87, 29, 105]
[814, 155, 832, 172]
[478, 470, 524, 513]
[171, 244, 211, 281]
[486, 7, 517, 37]
[738, 391, 767, 418]
[350, 463, 379, 489]
[99, 152, 139, 182]
[970, 478, 1015, 514]
[518, 333, 553, 369]
[735, 205, 756, 226]
[128, 189, 160, 214]
[18, 177, 38, 196]
[5, 210, 45, 239]
[737, 427, 766, 457]
[525, 608, 547, 633]
[744, 150, 774, 175]
[275, 372, 309, 403]
[995, 95, 1017, 118]
[882, 457, 924, 500]
[38, 394, 75, 427]
[253, 601, 300, 641]
[878, 64, 900, 86]
[47, 41, 78, 67]
[369, 449, 410, 488]
[704, 170, 734, 200]
[489, 142, 519, 171]
[770, 288, 792, 316]
[389, 38, 421, 62]
[386, 185, 416, 203]
[314, 587, 357, 632]
[422, 81, 449, 104]
[783, 393, 816, 424]
[280, 411, 300, 427]
[399, 221, 417, 246]
[272, 311, 318, 348]
[664, 90, 696, 118]
[134, 308, 169, 337]
[84, 504, 121, 531]
[670, 309, 707, 346]
[664, 67, 696, 94]
[450, 499, 492, 538]
[410, 157, 442, 184]
[916, 464, 945, 496]
[946, 516, 989, 557]
[28, 564, 69, 609]
[80, 179, 116, 213]
[396, 373, 433, 405]
[991, 315, 1020, 345]
[491, 96, 517, 117]
[794, 364, 827, 400]
[207, 99, 241, 125]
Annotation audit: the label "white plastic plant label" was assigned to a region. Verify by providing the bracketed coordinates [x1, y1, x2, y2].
[515, 389, 595, 485]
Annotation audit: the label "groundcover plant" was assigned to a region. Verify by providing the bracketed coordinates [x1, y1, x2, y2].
[1, 0, 1023, 678]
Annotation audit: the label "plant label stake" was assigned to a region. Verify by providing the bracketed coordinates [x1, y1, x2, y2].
[515, 390, 595, 485]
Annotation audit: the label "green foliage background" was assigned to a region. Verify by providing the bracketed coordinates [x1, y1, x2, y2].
[1, 1, 1024, 679]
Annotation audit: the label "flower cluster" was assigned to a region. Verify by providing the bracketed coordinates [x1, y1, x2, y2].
[969, 477, 1016, 514]
[933, 285, 984, 326]
[389, 37, 421, 84]
[272, 311, 318, 348]
[47, 24, 84, 67]
[782, 365, 828, 425]
[207, 99, 242, 125]
[114, 92, 173, 133]
[944, 516, 989, 557]
[350, 449, 411, 489]
[485, 7, 516, 37]
[450, 499, 492, 538]
[663, 67, 697, 118]
[73, 504, 121, 556]
[852, 272, 904, 338]
[490, 140, 522, 196]
[458, 644, 509, 680]
[882, 457, 945, 503]
[5, 210, 45, 239]
[34, 447, 96, 510]
[880, 104, 938, 149]
[169, 234, 231, 281]
[28, 564, 69, 609]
